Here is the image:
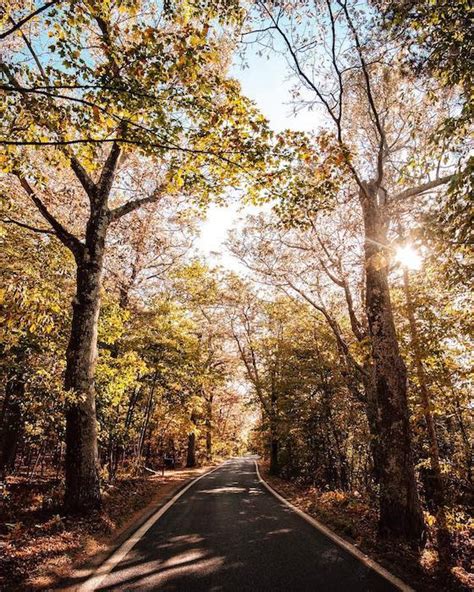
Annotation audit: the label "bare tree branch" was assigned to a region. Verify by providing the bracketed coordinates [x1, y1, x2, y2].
[285, 278, 367, 376]
[69, 157, 97, 199]
[391, 175, 453, 202]
[326, 0, 344, 136]
[0, 1, 61, 40]
[257, 1, 367, 195]
[337, 0, 386, 186]
[110, 185, 165, 221]
[2, 217, 55, 235]
[15, 175, 84, 258]
[8, 15, 47, 79]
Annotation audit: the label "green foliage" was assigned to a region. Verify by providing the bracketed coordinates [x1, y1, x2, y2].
[1, 0, 271, 205]
[384, 0, 473, 93]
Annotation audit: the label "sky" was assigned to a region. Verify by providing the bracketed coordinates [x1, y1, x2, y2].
[194, 45, 319, 269]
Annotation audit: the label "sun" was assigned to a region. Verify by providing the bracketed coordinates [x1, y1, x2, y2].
[395, 245, 422, 270]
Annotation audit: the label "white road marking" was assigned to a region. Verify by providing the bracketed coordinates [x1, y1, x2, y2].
[254, 460, 414, 592]
[79, 459, 413, 592]
[78, 463, 226, 592]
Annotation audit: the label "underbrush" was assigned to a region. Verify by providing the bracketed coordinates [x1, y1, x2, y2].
[0, 469, 199, 591]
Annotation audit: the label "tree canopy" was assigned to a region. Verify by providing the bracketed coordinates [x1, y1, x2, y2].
[1, 0, 472, 588]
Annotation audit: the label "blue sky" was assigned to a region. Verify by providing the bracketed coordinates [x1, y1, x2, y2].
[195, 45, 318, 267]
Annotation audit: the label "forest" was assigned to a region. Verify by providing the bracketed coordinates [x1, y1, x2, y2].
[0, 0, 472, 590]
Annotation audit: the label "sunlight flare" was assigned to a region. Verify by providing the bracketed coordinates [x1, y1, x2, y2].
[395, 245, 422, 270]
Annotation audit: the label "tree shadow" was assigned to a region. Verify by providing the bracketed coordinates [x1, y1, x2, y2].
[65, 459, 398, 592]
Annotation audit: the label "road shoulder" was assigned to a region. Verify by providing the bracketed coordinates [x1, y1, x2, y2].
[54, 464, 219, 591]
[257, 461, 471, 592]
[255, 461, 412, 591]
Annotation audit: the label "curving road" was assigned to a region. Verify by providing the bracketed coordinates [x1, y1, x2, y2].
[92, 457, 401, 591]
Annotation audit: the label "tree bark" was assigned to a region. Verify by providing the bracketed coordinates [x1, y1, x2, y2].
[186, 433, 197, 468]
[269, 433, 280, 475]
[269, 382, 280, 475]
[64, 236, 106, 512]
[138, 379, 156, 462]
[360, 183, 425, 543]
[186, 412, 197, 468]
[403, 269, 452, 562]
[361, 366, 383, 484]
[205, 393, 213, 461]
[0, 355, 25, 480]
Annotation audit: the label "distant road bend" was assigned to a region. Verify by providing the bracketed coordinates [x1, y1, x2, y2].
[83, 457, 405, 591]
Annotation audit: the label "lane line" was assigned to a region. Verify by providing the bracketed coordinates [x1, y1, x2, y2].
[254, 460, 414, 592]
[78, 462, 227, 592]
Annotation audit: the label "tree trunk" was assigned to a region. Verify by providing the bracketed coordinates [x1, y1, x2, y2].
[403, 269, 452, 562]
[186, 433, 196, 468]
[269, 431, 279, 475]
[0, 357, 25, 480]
[205, 394, 213, 461]
[362, 366, 383, 484]
[360, 183, 425, 543]
[64, 252, 104, 513]
[452, 398, 473, 486]
[186, 411, 198, 468]
[138, 380, 156, 462]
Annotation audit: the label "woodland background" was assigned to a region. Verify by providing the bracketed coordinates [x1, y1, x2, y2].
[0, 0, 472, 590]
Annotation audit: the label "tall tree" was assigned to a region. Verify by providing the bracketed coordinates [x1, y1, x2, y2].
[1, 0, 269, 512]
[244, 0, 464, 542]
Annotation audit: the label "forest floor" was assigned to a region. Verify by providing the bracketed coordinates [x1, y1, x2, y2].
[259, 462, 473, 592]
[0, 464, 216, 591]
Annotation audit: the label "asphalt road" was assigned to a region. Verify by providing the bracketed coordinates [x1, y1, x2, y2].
[95, 457, 400, 591]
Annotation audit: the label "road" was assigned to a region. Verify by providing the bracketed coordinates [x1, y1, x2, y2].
[93, 457, 401, 591]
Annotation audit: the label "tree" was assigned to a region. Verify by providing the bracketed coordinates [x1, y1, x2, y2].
[228, 209, 381, 481]
[226, 277, 360, 486]
[243, 0, 466, 542]
[0, 199, 73, 480]
[1, 0, 269, 512]
[383, 0, 473, 263]
[172, 261, 235, 464]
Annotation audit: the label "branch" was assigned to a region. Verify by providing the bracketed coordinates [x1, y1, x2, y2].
[342, 282, 366, 342]
[0, 1, 60, 40]
[94, 15, 120, 77]
[109, 185, 165, 221]
[318, 256, 345, 287]
[260, 2, 336, 124]
[325, 0, 344, 136]
[0, 63, 97, 204]
[231, 324, 271, 418]
[16, 175, 84, 258]
[9, 15, 47, 79]
[0, 136, 243, 162]
[97, 138, 122, 198]
[258, 1, 367, 195]
[70, 157, 96, 199]
[285, 279, 366, 376]
[2, 217, 55, 235]
[391, 175, 454, 202]
[241, 25, 277, 37]
[310, 228, 366, 341]
[337, 0, 386, 186]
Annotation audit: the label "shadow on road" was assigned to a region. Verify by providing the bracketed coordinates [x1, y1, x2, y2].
[74, 459, 397, 592]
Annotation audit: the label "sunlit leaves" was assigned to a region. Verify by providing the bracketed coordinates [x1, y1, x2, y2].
[1, 0, 271, 208]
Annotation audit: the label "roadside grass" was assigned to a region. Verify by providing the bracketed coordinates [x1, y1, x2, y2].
[259, 462, 473, 592]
